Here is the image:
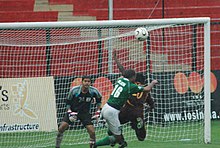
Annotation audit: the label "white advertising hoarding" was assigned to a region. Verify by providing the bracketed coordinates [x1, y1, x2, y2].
[0, 77, 57, 132]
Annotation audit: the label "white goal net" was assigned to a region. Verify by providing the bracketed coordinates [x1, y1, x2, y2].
[0, 18, 210, 148]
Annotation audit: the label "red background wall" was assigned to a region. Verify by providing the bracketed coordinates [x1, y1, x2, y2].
[0, 0, 220, 77]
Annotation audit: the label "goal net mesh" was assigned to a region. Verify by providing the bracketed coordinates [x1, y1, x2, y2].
[0, 22, 205, 147]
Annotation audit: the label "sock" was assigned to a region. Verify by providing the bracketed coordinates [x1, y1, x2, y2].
[118, 141, 127, 148]
[89, 138, 96, 148]
[55, 132, 63, 148]
[95, 136, 115, 146]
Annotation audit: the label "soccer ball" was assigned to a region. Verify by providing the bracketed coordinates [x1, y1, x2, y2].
[134, 27, 148, 41]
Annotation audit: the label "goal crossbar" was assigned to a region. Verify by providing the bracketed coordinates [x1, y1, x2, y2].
[0, 17, 210, 29]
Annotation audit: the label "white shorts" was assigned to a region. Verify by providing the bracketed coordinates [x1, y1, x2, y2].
[101, 103, 122, 135]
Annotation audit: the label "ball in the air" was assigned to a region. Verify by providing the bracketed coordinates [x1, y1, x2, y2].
[135, 27, 148, 41]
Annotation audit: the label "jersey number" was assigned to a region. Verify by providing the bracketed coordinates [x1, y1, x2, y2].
[111, 84, 123, 98]
[133, 92, 143, 99]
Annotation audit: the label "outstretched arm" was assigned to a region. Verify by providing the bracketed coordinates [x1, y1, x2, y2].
[113, 49, 125, 75]
[143, 80, 158, 92]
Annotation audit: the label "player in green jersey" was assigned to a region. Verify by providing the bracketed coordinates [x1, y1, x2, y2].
[114, 49, 155, 141]
[94, 69, 158, 148]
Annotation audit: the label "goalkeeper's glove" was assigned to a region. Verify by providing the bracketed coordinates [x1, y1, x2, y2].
[92, 110, 101, 119]
[67, 111, 78, 122]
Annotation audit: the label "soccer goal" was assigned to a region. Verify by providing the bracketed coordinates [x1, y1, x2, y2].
[0, 17, 210, 148]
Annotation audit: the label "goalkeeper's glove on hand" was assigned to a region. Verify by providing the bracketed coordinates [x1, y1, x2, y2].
[92, 110, 101, 119]
[67, 111, 78, 122]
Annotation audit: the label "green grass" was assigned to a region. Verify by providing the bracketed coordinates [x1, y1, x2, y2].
[55, 120, 220, 148]
[0, 121, 219, 148]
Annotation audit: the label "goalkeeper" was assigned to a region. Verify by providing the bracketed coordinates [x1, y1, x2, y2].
[114, 50, 155, 141]
[55, 76, 102, 148]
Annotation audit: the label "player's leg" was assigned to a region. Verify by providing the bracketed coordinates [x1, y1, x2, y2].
[86, 125, 96, 148]
[130, 108, 146, 141]
[106, 130, 126, 147]
[116, 104, 131, 147]
[118, 103, 139, 147]
[122, 103, 146, 141]
[95, 104, 118, 147]
[131, 117, 146, 141]
[78, 112, 96, 148]
[119, 103, 130, 124]
[95, 104, 126, 147]
[106, 130, 116, 147]
[118, 134, 127, 148]
[55, 113, 70, 148]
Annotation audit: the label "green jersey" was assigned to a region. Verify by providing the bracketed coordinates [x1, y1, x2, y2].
[107, 77, 144, 110]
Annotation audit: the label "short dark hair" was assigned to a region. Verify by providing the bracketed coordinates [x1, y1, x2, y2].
[82, 75, 91, 81]
[123, 69, 136, 79]
[135, 73, 145, 84]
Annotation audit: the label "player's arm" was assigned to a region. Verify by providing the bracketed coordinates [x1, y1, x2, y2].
[66, 88, 78, 113]
[113, 49, 125, 75]
[65, 91, 73, 112]
[143, 80, 158, 93]
[130, 80, 158, 94]
[92, 88, 102, 119]
[95, 90, 102, 111]
[65, 89, 78, 121]
[95, 96, 101, 111]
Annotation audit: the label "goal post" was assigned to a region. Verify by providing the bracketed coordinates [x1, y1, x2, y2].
[0, 17, 210, 147]
[204, 20, 211, 144]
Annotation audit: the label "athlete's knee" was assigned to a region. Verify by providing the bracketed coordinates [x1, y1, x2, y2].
[86, 125, 96, 139]
[107, 130, 114, 136]
[89, 130, 95, 139]
[114, 135, 123, 143]
[58, 122, 69, 133]
[135, 128, 146, 141]
[136, 117, 144, 129]
[88, 127, 95, 135]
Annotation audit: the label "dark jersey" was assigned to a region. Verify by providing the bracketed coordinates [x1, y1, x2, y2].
[66, 85, 102, 113]
[119, 90, 154, 141]
[128, 91, 148, 107]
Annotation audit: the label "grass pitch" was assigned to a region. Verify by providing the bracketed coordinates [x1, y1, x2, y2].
[0, 121, 219, 148]
[53, 120, 220, 148]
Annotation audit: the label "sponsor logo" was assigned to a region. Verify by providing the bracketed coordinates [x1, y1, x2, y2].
[12, 80, 37, 119]
[173, 72, 217, 94]
[0, 123, 39, 132]
[164, 110, 220, 122]
[0, 86, 9, 110]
